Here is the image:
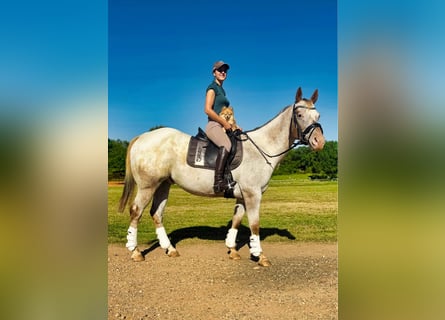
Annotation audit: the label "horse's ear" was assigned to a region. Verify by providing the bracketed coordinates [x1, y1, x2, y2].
[311, 89, 318, 104]
[295, 87, 303, 103]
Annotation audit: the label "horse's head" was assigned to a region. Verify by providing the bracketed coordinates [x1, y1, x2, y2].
[293, 87, 325, 151]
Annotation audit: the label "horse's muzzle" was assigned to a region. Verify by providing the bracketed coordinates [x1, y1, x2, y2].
[303, 123, 325, 151]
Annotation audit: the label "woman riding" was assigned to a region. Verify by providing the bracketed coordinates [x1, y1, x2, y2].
[204, 60, 237, 193]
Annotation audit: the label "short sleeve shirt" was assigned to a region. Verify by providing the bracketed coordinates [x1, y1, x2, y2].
[206, 81, 230, 117]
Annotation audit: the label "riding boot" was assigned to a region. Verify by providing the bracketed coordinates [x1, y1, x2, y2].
[214, 147, 235, 193]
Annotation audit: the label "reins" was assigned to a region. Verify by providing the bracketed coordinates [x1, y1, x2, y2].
[234, 132, 302, 165]
[231, 104, 322, 165]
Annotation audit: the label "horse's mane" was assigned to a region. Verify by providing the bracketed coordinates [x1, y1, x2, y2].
[245, 105, 292, 133]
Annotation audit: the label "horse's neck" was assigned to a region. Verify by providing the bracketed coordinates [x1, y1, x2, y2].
[249, 106, 296, 163]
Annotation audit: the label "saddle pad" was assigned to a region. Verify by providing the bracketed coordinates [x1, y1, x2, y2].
[186, 136, 243, 170]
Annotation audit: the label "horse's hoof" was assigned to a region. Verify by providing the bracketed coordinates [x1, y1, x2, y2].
[130, 248, 145, 262]
[258, 254, 271, 267]
[228, 248, 241, 260]
[251, 253, 271, 267]
[166, 247, 180, 257]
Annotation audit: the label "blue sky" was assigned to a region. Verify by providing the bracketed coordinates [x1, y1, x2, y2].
[109, 0, 337, 142]
[0, 1, 106, 118]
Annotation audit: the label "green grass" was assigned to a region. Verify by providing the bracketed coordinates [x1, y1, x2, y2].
[108, 174, 337, 246]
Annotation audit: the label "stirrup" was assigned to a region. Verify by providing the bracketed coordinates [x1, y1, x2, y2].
[225, 172, 236, 189]
[213, 179, 236, 194]
[224, 186, 235, 199]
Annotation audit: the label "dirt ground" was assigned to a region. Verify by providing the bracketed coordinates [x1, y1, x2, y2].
[108, 241, 337, 320]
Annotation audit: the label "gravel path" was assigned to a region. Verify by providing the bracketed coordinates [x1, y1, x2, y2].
[108, 241, 337, 320]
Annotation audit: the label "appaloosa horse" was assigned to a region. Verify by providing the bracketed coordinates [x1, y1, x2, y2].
[118, 87, 325, 266]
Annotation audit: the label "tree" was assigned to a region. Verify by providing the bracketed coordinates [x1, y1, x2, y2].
[273, 141, 337, 179]
[316, 141, 338, 178]
[108, 139, 129, 180]
[149, 125, 165, 131]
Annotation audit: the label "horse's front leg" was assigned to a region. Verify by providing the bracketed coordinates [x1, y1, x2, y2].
[225, 199, 246, 260]
[244, 190, 271, 267]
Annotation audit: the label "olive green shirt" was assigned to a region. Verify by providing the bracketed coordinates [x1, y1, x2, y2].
[206, 81, 230, 120]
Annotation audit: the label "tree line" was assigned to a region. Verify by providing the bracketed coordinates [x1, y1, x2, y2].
[108, 139, 129, 180]
[273, 140, 337, 179]
[108, 138, 337, 181]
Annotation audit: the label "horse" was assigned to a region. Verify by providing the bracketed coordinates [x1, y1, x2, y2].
[118, 87, 325, 266]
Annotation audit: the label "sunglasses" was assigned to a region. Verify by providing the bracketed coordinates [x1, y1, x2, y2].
[216, 68, 228, 73]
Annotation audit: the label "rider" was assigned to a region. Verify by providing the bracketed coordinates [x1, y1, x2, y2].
[204, 60, 237, 193]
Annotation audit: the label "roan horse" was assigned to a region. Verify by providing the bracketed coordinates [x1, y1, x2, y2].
[118, 87, 325, 267]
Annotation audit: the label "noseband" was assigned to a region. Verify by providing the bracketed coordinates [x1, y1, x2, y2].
[292, 104, 323, 145]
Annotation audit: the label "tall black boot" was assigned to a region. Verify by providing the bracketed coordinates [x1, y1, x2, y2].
[213, 147, 231, 193]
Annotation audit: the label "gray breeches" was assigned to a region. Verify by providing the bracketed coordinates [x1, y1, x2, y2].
[205, 121, 231, 152]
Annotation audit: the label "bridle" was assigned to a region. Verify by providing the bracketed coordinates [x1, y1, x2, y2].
[234, 104, 323, 165]
[292, 104, 323, 146]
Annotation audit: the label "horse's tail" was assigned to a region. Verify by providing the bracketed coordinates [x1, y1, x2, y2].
[118, 136, 139, 213]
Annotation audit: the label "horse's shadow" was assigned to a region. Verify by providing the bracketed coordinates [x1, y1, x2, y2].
[142, 221, 296, 256]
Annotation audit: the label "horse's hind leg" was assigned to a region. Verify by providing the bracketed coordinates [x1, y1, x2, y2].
[127, 187, 155, 262]
[150, 180, 179, 257]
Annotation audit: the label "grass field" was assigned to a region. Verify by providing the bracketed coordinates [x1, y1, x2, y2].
[108, 174, 337, 246]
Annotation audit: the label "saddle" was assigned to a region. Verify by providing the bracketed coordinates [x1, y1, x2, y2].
[186, 128, 243, 170]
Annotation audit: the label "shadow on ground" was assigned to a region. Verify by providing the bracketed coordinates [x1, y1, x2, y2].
[142, 221, 296, 256]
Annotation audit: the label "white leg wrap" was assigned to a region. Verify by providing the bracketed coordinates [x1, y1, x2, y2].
[156, 227, 171, 249]
[249, 234, 262, 257]
[225, 228, 238, 248]
[126, 226, 137, 251]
